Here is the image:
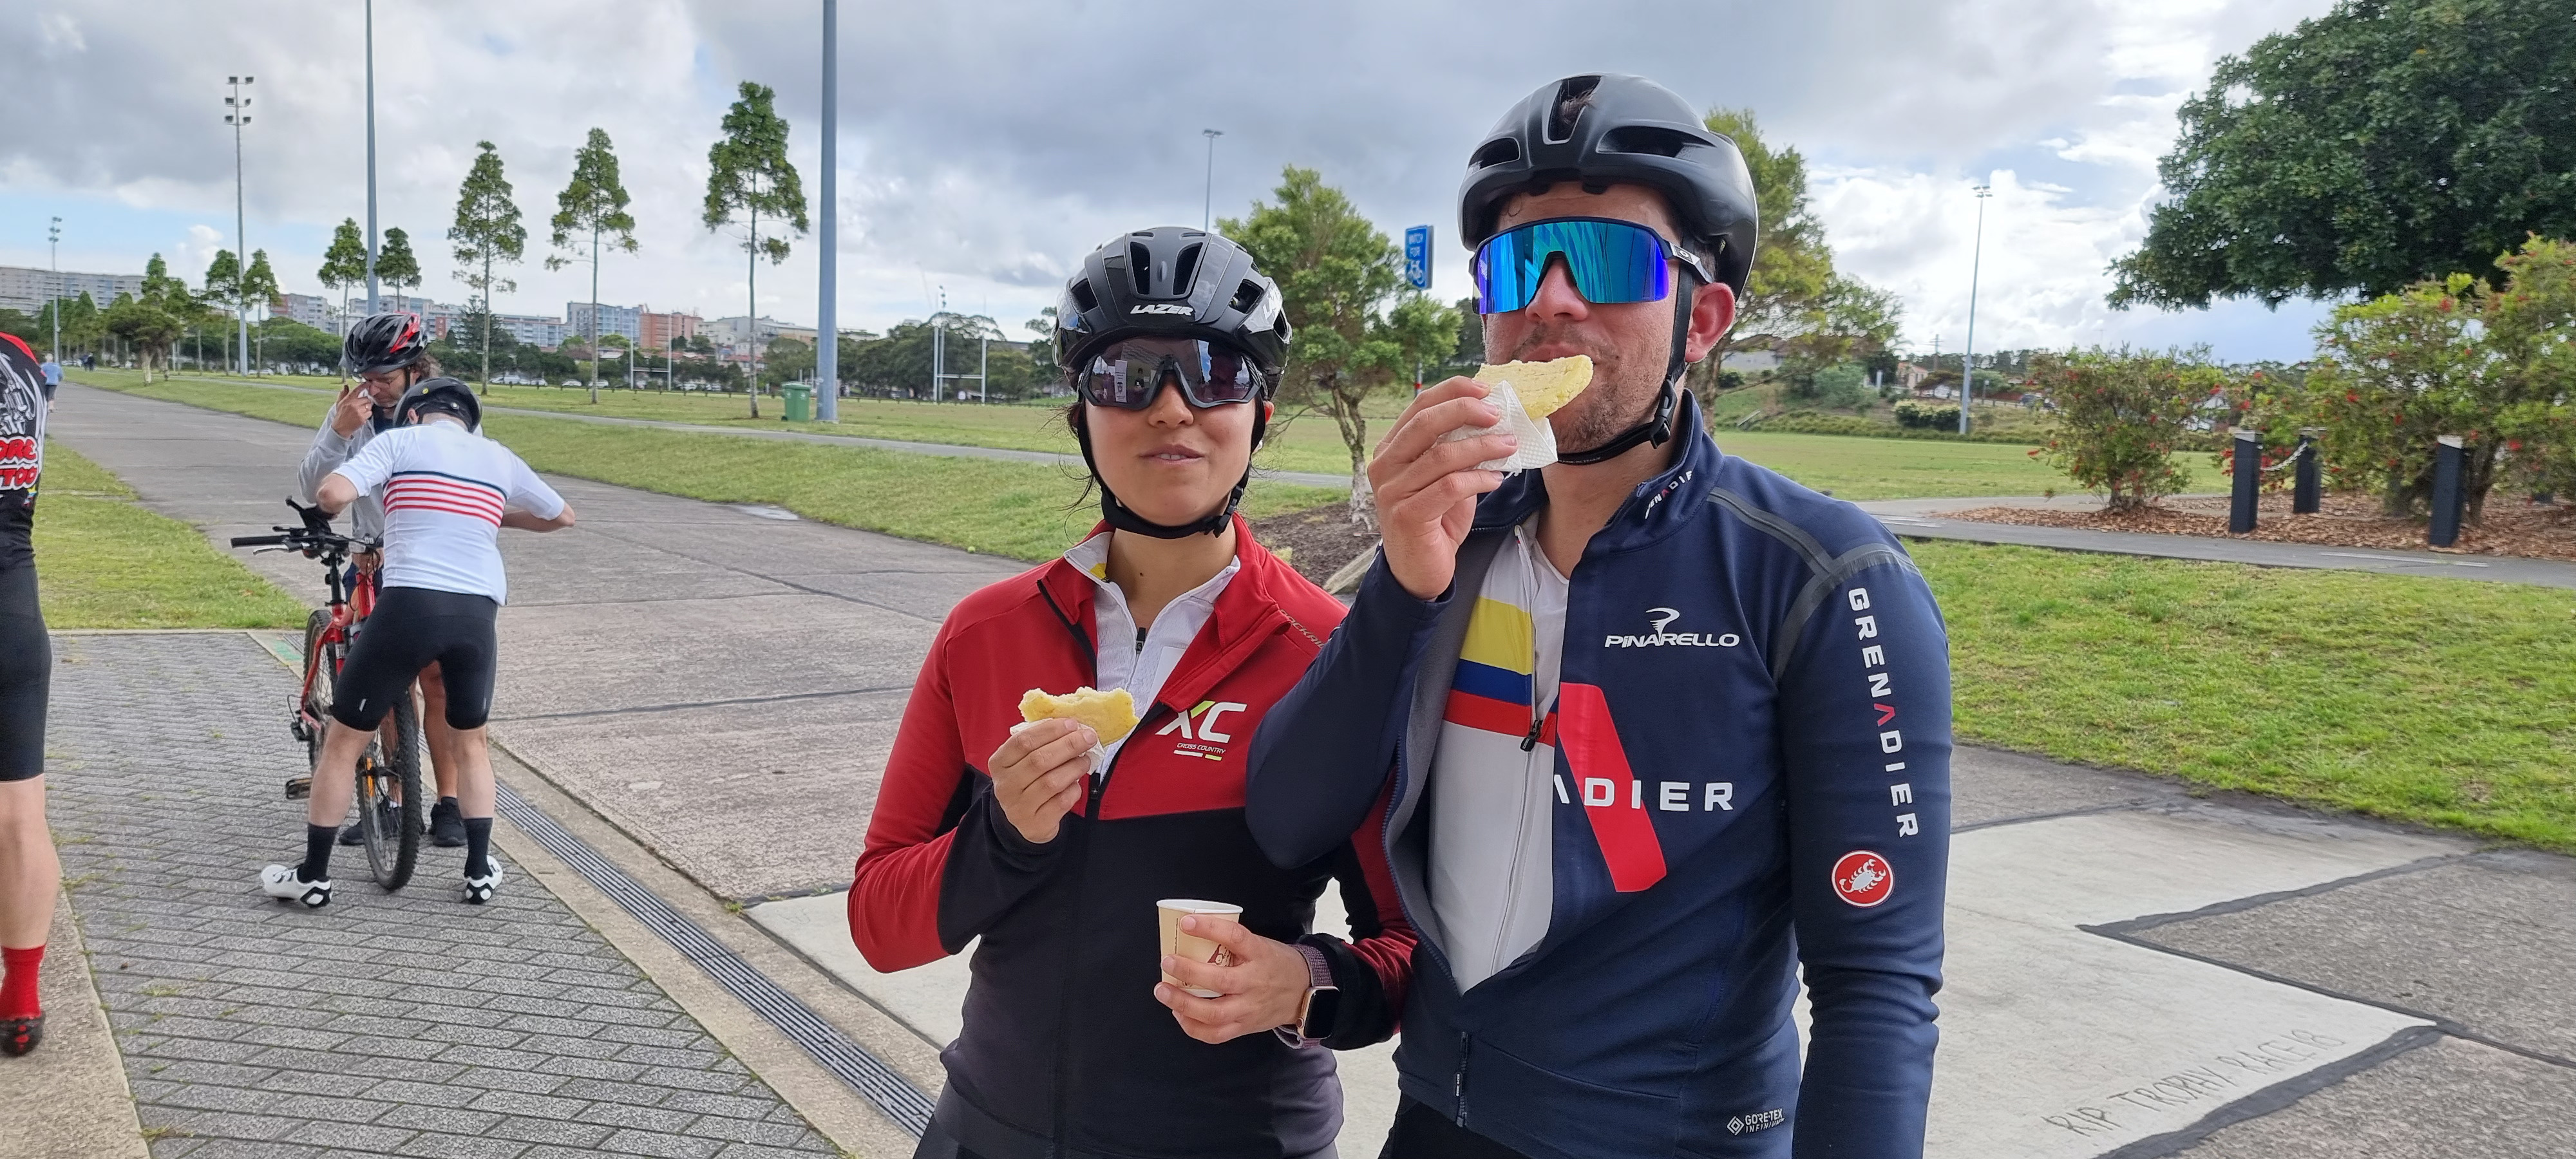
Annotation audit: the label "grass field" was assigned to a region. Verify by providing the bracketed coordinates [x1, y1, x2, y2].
[48, 372, 2576, 852]
[1920, 540, 2576, 852]
[32, 442, 307, 629]
[87, 370, 2180, 500]
[68, 372, 1340, 562]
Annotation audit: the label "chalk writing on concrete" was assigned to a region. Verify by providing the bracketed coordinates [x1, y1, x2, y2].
[2040, 1029, 2348, 1136]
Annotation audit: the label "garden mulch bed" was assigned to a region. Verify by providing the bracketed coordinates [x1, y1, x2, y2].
[1944, 491, 2576, 563]
[1249, 502, 1380, 585]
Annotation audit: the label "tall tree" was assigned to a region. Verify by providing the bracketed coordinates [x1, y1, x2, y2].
[2110, 0, 2576, 310]
[377, 227, 422, 312]
[548, 127, 638, 404]
[448, 141, 527, 394]
[317, 218, 369, 378]
[1224, 166, 1459, 529]
[202, 249, 242, 370]
[703, 82, 807, 419]
[106, 254, 191, 381]
[241, 250, 280, 374]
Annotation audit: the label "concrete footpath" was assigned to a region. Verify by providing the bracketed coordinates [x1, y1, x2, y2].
[33, 381, 2576, 1158]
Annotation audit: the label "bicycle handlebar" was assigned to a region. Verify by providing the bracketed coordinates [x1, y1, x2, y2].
[230, 534, 289, 547]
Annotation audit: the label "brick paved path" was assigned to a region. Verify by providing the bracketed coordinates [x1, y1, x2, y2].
[46, 632, 843, 1159]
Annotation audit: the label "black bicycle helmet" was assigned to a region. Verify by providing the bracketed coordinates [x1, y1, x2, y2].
[1458, 74, 1761, 462]
[393, 377, 481, 431]
[343, 312, 430, 375]
[1054, 227, 1293, 539]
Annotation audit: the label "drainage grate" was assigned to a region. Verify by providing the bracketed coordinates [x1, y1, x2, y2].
[495, 782, 937, 1136]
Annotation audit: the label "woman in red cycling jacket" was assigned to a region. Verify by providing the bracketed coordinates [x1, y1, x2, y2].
[850, 228, 1412, 1159]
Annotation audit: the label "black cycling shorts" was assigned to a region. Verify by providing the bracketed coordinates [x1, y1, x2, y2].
[0, 565, 46, 782]
[330, 586, 499, 731]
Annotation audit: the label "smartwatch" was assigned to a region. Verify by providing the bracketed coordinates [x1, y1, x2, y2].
[1275, 942, 1341, 1048]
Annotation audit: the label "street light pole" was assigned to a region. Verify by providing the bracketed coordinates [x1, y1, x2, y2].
[364, 0, 380, 315]
[816, 0, 838, 421]
[1958, 183, 1991, 435]
[46, 218, 60, 361]
[224, 75, 254, 373]
[1201, 129, 1222, 231]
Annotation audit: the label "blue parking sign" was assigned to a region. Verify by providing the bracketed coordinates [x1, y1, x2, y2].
[1404, 225, 1432, 290]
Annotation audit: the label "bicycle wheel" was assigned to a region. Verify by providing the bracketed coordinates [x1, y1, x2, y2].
[300, 610, 334, 764]
[355, 692, 424, 891]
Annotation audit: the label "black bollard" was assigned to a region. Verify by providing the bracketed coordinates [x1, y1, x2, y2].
[2429, 435, 2465, 547]
[2230, 429, 2262, 534]
[2293, 428, 2322, 514]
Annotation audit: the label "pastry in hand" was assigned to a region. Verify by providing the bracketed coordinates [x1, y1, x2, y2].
[1018, 686, 1140, 744]
[1475, 355, 1593, 418]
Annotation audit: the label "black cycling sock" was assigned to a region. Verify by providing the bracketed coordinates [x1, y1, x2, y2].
[462, 818, 493, 879]
[299, 824, 336, 882]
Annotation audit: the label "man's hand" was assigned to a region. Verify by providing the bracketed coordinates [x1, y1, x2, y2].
[329, 383, 373, 438]
[1368, 377, 1516, 600]
[1154, 917, 1312, 1044]
[986, 717, 1094, 845]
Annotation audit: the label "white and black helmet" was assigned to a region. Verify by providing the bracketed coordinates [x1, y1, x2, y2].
[1054, 227, 1291, 387]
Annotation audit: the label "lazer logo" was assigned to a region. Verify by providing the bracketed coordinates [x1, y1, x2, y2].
[1603, 606, 1740, 649]
[1128, 303, 1193, 316]
[1154, 700, 1247, 744]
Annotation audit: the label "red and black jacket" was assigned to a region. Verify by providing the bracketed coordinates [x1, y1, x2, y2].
[851, 518, 1414, 1159]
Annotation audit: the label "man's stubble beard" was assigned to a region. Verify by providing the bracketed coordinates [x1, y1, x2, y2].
[1501, 325, 1660, 454]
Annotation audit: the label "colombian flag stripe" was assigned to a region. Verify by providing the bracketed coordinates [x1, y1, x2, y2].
[1458, 598, 1535, 674]
[1451, 659, 1530, 706]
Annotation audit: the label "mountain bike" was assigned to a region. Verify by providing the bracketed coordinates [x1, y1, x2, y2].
[232, 501, 422, 890]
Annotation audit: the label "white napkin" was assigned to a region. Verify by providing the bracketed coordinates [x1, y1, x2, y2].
[1010, 718, 1108, 772]
[1439, 379, 1558, 474]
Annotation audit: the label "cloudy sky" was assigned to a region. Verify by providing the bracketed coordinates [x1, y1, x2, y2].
[6, 0, 2344, 361]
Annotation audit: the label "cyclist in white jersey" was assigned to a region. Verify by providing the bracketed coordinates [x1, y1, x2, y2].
[302, 312, 473, 850]
[261, 379, 574, 907]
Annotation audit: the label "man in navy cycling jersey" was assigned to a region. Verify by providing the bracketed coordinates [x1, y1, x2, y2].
[1248, 74, 1952, 1159]
[261, 378, 573, 908]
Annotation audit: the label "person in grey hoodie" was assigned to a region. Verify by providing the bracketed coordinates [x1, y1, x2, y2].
[299, 313, 469, 849]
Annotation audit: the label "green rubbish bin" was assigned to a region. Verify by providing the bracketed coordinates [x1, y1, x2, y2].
[783, 383, 813, 422]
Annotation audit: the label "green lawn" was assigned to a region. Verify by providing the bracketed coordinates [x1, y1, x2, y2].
[68, 372, 1339, 563]
[32, 442, 307, 629]
[1919, 540, 2576, 851]
[85, 370, 2184, 500]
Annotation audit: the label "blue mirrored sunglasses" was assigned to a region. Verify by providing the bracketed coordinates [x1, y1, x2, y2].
[1472, 217, 1710, 314]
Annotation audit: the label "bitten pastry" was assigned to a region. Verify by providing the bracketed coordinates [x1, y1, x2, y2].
[1018, 686, 1140, 744]
[1476, 355, 1593, 418]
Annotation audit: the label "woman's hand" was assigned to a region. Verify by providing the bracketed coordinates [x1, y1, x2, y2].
[1153, 916, 1312, 1044]
[986, 718, 1095, 845]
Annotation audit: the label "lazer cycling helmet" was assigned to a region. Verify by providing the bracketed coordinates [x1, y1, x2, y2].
[1054, 227, 1293, 538]
[1457, 73, 1761, 462]
[343, 312, 431, 376]
[393, 377, 482, 431]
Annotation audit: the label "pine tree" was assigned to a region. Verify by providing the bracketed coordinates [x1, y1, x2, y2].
[318, 219, 369, 381]
[448, 142, 526, 393]
[548, 128, 638, 404]
[703, 82, 807, 419]
[378, 227, 422, 312]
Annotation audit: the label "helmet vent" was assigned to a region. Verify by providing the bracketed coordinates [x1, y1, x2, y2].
[1127, 242, 1155, 294]
[1546, 75, 1601, 144]
[1069, 279, 1099, 313]
[1472, 138, 1521, 170]
[1229, 279, 1265, 314]
[1171, 243, 1204, 297]
[1603, 126, 1691, 158]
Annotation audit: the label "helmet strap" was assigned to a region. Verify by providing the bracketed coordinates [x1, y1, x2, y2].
[1555, 270, 1696, 466]
[1070, 402, 1266, 540]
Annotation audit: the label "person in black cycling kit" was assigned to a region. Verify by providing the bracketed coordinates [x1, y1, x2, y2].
[303, 313, 472, 850]
[0, 333, 59, 1055]
[262, 379, 574, 907]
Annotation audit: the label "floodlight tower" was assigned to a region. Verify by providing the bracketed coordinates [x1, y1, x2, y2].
[1959, 183, 1991, 435]
[224, 75, 254, 373]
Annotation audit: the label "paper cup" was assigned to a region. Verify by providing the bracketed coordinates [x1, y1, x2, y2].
[1156, 899, 1244, 999]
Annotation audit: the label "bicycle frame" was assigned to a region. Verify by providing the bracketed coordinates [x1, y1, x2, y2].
[296, 559, 378, 723]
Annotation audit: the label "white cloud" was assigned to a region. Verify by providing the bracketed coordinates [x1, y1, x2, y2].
[0, 0, 2345, 359]
[34, 12, 84, 57]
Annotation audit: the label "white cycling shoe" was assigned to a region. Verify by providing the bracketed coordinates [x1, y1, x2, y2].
[259, 863, 332, 909]
[462, 860, 504, 905]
